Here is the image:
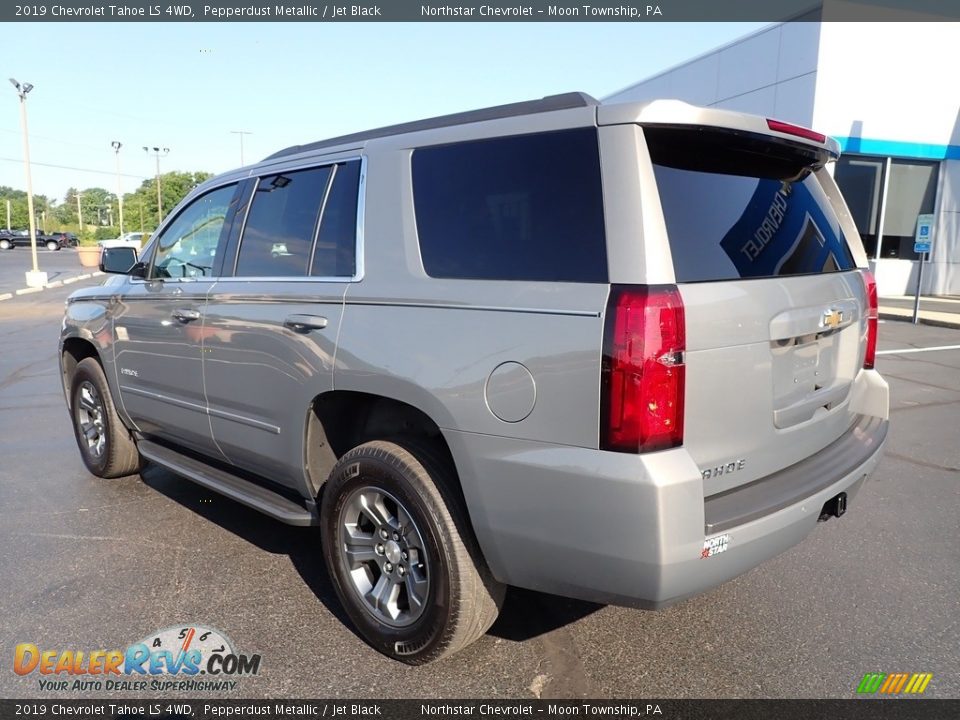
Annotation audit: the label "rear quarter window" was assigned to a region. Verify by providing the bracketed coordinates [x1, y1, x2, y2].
[412, 128, 607, 283]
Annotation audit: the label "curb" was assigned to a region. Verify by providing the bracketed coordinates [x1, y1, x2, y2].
[0, 271, 103, 302]
[879, 310, 960, 331]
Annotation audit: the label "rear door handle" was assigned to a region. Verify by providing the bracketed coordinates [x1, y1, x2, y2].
[172, 308, 201, 323]
[284, 314, 328, 333]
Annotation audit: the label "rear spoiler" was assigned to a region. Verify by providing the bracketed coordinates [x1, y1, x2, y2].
[598, 99, 841, 159]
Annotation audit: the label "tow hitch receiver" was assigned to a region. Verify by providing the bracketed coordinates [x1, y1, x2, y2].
[819, 492, 847, 521]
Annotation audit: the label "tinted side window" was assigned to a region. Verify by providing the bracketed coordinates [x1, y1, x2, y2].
[311, 160, 360, 278]
[412, 129, 607, 283]
[235, 166, 332, 277]
[151, 184, 236, 279]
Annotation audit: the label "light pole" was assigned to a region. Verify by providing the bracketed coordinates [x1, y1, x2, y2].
[143, 146, 169, 225]
[74, 192, 83, 233]
[230, 130, 252, 165]
[111, 141, 125, 235]
[10, 78, 45, 287]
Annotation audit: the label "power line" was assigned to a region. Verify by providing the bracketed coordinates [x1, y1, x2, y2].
[0, 127, 110, 153]
[0, 156, 147, 180]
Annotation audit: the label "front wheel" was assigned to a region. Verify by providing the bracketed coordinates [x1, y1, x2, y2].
[0, 239, 11, 250]
[69, 357, 141, 478]
[320, 439, 504, 664]
[46, 240, 60, 251]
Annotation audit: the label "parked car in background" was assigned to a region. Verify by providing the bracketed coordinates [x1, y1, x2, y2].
[51, 232, 79, 247]
[0, 229, 65, 251]
[98, 232, 144, 250]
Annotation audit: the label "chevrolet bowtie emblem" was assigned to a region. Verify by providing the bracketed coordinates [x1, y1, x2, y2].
[822, 309, 844, 329]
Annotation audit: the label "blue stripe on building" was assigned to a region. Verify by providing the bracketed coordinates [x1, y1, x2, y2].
[834, 137, 960, 160]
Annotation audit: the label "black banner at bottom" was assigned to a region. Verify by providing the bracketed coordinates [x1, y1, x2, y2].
[1, 699, 958, 720]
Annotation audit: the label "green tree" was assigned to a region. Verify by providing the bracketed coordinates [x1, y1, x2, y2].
[124, 171, 212, 232]
[0, 186, 52, 231]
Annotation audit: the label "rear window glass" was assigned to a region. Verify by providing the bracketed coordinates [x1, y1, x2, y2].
[412, 128, 607, 283]
[647, 127, 856, 283]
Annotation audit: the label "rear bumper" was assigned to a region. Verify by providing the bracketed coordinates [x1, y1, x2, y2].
[447, 413, 888, 609]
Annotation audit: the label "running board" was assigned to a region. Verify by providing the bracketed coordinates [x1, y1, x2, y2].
[138, 440, 318, 526]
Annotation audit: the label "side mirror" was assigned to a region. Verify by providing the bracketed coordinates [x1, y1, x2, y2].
[100, 246, 141, 275]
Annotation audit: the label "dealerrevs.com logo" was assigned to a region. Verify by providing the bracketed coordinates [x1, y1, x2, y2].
[14, 624, 261, 692]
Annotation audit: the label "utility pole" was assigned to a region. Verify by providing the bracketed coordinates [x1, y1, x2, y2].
[75, 192, 83, 233]
[10, 77, 45, 287]
[143, 146, 169, 225]
[5, 199, 10, 230]
[230, 130, 252, 165]
[111, 141, 124, 235]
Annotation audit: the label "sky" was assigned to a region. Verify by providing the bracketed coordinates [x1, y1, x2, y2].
[3, 21, 766, 202]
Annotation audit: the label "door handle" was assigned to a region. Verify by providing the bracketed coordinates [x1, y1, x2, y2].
[284, 314, 328, 332]
[172, 308, 201, 323]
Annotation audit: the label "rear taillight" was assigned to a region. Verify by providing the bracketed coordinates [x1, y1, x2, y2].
[766, 118, 827, 144]
[861, 269, 878, 369]
[601, 285, 685, 453]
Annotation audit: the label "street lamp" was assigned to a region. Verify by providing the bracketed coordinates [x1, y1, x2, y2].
[230, 130, 252, 165]
[111, 141, 124, 235]
[104, 196, 114, 228]
[74, 192, 84, 234]
[143, 145, 169, 225]
[10, 78, 45, 287]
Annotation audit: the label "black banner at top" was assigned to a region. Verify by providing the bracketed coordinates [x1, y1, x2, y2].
[4, 0, 960, 23]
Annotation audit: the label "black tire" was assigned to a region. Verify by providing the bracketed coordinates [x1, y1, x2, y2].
[321, 438, 504, 664]
[46, 240, 60, 251]
[69, 357, 141, 478]
[0, 239, 11, 250]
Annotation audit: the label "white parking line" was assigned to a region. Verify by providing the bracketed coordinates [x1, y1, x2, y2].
[876, 344, 960, 356]
[0, 292, 11, 301]
[14, 286, 42, 295]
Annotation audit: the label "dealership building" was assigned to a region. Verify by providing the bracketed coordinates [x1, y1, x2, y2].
[606, 18, 960, 297]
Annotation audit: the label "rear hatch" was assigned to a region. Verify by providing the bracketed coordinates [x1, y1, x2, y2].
[645, 124, 869, 497]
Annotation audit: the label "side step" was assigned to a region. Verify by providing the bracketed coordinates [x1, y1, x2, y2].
[138, 440, 318, 526]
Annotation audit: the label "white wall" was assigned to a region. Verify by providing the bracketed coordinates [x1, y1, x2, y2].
[815, 23, 960, 296]
[604, 22, 821, 125]
[929, 160, 960, 295]
[813, 23, 960, 145]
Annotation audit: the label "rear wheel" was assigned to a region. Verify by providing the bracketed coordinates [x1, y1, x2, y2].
[321, 439, 504, 664]
[69, 357, 141, 478]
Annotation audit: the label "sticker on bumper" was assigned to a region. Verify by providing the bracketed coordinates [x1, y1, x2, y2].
[701, 534, 731, 558]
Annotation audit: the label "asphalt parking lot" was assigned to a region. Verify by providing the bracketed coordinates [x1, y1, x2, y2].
[0, 247, 90, 293]
[0, 280, 957, 700]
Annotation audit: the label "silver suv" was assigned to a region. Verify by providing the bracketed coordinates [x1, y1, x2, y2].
[60, 93, 889, 664]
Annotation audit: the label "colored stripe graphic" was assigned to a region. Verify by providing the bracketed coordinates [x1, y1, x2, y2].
[857, 672, 932, 694]
[908, 674, 933, 694]
[857, 673, 885, 693]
